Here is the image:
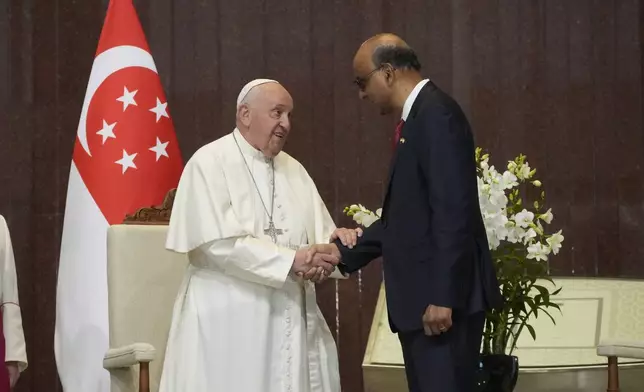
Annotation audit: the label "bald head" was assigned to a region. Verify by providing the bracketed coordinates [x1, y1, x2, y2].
[352, 33, 423, 115]
[354, 33, 420, 74]
[360, 33, 410, 53]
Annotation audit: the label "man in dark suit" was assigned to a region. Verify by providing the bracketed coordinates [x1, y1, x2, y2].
[313, 34, 503, 391]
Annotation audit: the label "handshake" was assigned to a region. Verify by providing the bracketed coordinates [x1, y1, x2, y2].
[290, 228, 363, 283]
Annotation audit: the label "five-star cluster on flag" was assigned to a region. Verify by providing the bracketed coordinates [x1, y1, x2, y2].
[99, 85, 172, 174]
[73, 65, 183, 224]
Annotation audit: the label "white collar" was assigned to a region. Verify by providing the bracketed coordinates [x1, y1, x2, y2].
[401, 79, 430, 121]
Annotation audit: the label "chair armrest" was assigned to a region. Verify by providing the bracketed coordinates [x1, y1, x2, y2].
[103, 343, 156, 369]
[597, 340, 644, 359]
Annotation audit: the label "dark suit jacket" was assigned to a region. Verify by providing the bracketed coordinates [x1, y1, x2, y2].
[336, 81, 503, 333]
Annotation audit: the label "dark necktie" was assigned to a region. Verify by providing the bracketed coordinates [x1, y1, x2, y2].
[393, 119, 405, 149]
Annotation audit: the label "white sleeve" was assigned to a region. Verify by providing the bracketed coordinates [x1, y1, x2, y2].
[0, 218, 27, 370]
[196, 236, 296, 289]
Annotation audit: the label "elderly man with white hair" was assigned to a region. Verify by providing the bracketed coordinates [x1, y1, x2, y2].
[159, 79, 354, 392]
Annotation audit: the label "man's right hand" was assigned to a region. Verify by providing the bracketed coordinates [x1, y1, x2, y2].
[306, 243, 341, 262]
[292, 245, 340, 282]
[297, 243, 343, 283]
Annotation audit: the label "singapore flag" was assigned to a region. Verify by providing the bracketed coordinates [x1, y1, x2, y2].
[54, 0, 183, 390]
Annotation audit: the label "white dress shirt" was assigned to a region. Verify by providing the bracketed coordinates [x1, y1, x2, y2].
[401, 78, 430, 121]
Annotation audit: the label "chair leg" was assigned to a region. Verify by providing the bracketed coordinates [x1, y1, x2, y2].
[139, 362, 150, 392]
[607, 356, 619, 392]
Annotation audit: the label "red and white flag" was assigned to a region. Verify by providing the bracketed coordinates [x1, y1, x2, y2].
[54, 1, 183, 389]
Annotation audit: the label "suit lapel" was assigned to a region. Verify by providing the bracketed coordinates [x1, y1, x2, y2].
[381, 82, 437, 220]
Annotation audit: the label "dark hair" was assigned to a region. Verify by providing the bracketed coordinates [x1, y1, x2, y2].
[372, 45, 421, 71]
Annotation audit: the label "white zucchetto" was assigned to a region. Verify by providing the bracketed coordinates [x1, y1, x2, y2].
[236, 79, 279, 108]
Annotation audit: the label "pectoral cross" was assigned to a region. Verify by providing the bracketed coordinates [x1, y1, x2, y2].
[264, 220, 283, 243]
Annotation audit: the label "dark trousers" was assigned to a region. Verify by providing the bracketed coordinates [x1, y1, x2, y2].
[398, 312, 485, 392]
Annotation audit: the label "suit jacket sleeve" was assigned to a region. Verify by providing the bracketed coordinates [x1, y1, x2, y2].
[415, 105, 478, 308]
[335, 219, 383, 274]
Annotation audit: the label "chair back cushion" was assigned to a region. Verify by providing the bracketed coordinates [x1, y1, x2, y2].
[107, 224, 188, 392]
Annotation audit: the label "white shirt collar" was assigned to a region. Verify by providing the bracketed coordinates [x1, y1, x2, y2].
[401, 79, 430, 121]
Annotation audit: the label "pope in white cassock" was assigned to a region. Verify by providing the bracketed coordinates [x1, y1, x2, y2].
[160, 79, 354, 392]
[0, 215, 28, 391]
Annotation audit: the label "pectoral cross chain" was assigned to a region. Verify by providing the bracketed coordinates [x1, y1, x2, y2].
[264, 220, 283, 243]
[233, 133, 284, 244]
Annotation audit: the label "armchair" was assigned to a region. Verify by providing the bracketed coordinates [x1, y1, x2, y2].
[103, 190, 187, 392]
[597, 340, 644, 392]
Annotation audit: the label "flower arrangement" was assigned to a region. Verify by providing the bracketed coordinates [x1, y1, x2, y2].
[343, 148, 564, 355]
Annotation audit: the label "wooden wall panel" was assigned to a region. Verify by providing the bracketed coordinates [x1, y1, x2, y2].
[615, 0, 644, 276]
[543, 0, 572, 275]
[592, 0, 620, 277]
[1, 1, 644, 391]
[309, 0, 339, 341]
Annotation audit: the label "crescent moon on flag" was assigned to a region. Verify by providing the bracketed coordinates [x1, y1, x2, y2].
[76, 45, 157, 156]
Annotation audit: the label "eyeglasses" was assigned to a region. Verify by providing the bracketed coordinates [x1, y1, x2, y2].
[353, 66, 383, 91]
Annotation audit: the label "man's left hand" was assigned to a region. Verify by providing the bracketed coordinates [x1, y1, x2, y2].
[330, 227, 362, 248]
[422, 305, 452, 336]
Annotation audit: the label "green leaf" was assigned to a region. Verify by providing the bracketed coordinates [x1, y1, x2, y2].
[547, 301, 561, 311]
[521, 301, 530, 315]
[533, 285, 551, 302]
[526, 324, 537, 340]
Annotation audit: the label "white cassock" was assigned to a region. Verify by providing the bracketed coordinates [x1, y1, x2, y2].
[0, 216, 28, 372]
[160, 129, 341, 392]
